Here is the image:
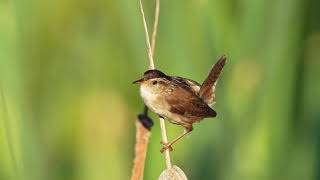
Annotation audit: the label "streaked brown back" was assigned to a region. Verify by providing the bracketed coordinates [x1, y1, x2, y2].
[166, 80, 216, 121]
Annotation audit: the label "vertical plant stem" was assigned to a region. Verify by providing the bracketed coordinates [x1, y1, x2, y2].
[151, 0, 160, 58]
[139, 0, 172, 170]
[159, 117, 172, 169]
[139, 0, 155, 70]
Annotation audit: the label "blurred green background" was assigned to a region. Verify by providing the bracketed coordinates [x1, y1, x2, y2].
[1, 0, 320, 179]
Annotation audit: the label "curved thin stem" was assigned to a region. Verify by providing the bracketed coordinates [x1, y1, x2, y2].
[151, 0, 160, 58]
[139, 0, 155, 70]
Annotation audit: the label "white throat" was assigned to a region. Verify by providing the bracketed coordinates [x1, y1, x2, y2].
[140, 85, 157, 104]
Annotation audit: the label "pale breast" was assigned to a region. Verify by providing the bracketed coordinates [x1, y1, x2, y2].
[140, 85, 170, 117]
[139, 84, 199, 127]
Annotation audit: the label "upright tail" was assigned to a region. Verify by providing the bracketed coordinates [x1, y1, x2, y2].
[199, 55, 227, 105]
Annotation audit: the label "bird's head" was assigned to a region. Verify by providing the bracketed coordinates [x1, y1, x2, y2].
[133, 69, 171, 94]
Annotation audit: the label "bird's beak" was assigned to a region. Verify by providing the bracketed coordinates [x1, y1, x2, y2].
[133, 78, 144, 84]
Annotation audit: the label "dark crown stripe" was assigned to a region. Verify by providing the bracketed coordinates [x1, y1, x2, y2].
[143, 69, 170, 80]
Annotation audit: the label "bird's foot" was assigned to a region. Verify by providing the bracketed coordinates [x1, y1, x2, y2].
[160, 141, 173, 153]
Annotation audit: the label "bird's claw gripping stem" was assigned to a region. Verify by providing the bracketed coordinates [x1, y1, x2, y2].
[160, 141, 173, 153]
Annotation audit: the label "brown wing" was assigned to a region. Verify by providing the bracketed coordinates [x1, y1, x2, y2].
[172, 76, 201, 94]
[199, 55, 226, 105]
[166, 82, 216, 119]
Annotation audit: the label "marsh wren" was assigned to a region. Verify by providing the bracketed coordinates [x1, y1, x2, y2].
[133, 55, 226, 152]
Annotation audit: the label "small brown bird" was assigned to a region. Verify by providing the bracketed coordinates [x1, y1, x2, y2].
[133, 55, 226, 152]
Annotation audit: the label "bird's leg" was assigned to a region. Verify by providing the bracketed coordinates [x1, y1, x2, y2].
[160, 126, 193, 153]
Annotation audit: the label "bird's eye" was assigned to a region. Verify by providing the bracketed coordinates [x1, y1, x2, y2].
[152, 81, 158, 85]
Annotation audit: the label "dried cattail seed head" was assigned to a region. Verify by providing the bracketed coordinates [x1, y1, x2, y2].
[158, 166, 188, 180]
